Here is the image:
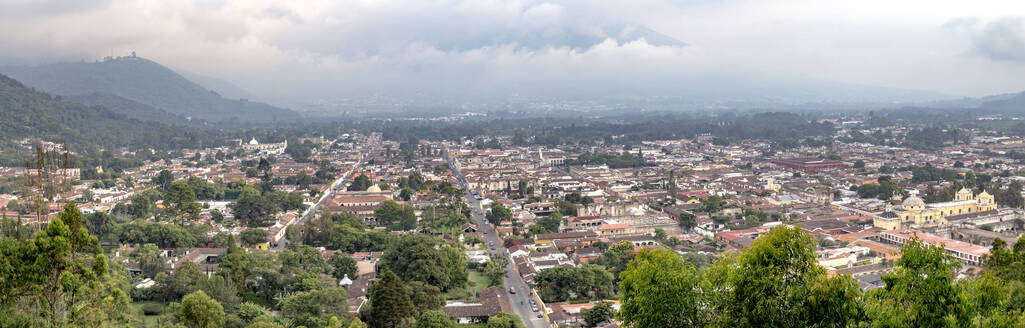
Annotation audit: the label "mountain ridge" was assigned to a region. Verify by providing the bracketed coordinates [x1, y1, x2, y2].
[0, 56, 300, 123]
[0, 73, 212, 157]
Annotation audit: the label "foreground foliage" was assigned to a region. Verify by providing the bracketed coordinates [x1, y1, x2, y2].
[617, 226, 1025, 328]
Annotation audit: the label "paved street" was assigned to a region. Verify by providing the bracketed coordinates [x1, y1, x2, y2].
[445, 147, 549, 328]
[272, 141, 378, 251]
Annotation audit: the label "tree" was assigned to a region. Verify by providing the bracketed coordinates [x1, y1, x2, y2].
[350, 174, 372, 191]
[281, 244, 331, 275]
[156, 169, 175, 190]
[556, 200, 578, 216]
[707, 226, 864, 327]
[231, 193, 278, 227]
[485, 313, 525, 328]
[366, 271, 416, 328]
[399, 187, 414, 201]
[81, 188, 95, 202]
[181, 290, 225, 328]
[137, 243, 165, 278]
[375, 200, 416, 230]
[124, 193, 155, 219]
[653, 228, 667, 242]
[583, 301, 616, 327]
[210, 210, 225, 223]
[414, 310, 454, 328]
[407, 281, 445, 314]
[536, 212, 563, 233]
[865, 238, 970, 327]
[84, 211, 115, 240]
[239, 228, 268, 246]
[534, 264, 614, 302]
[486, 203, 512, 225]
[277, 287, 349, 327]
[484, 253, 509, 287]
[162, 259, 204, 301]
[594, 240, 636, 278]
[258, 157, 272, 178]
[853, 159, 866, 168]
[618, 248, 704, 328]
[379, 234, 467, 291]
[330, 252, 358, 280]
[0, 202, 129, 327]
[166, 180, 201, 223]
[678, 212, 696, 231]
[698, 195, 726, 213]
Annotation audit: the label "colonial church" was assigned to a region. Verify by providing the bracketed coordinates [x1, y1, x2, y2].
[874, 188, 997, 230]
[241, 137, 287, 154]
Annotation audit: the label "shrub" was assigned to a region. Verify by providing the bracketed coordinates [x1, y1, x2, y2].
[141, 303, 164, 316]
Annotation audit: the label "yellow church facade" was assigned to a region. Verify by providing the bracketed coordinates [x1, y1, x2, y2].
[874, 188, 996, 230]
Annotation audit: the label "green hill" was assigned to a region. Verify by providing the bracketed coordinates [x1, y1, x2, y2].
[0, 73, 213, 158]
[1, 57, 300, 123]
[65, 92, 192, 125]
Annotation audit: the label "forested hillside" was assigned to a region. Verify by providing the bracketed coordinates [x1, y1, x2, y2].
[2, 57, 299, 123]
[0, 73, 214, 160]
[66, 92, 192, 125]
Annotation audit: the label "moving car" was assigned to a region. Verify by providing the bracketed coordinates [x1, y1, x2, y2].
[508, 287, 516, 294]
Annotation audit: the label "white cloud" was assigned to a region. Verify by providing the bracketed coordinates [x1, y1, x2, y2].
[2, 0, 1025, 105]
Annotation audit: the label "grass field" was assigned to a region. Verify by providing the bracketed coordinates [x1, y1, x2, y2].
[444, 269, 492, 301]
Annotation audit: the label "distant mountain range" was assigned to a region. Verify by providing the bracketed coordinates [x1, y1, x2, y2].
[1, 56, 299, 123]
[979, 91, 1025, 113]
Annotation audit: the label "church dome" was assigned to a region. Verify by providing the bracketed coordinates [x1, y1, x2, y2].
[367, 184, 382, 192]
[249, 138, 259, 145]
[902, 195, 925, 208]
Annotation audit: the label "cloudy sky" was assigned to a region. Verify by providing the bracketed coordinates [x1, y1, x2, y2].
[2, 0, 1025, 106]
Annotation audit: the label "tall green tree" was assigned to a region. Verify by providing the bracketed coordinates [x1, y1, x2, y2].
[374, 200, 416, 231]
[365, 271, 416, 328]
[166, 179, 201, 223]
[231, 193, 278, 227]
[350, 174, 372, 191]
[536, 212, 563, 233]
[407, 281, 445, 314]
[618, 248, 704, 328]
[0, 202, 129, 327]
[379, 234, 467, 291]
[485, 203, 512, 225]
[414, 310, 455, 328]
[865, 238, 970, 327]
[239, 228, 268, 246]
[156, 169, 175, 190]
[535, 264, 614, 302]
[137, 243, 165, 278]
[583, 301, 616, 328]
[181, 290, 226, 328]
[330, 252, 358, 280]
[484, 313, 525, 328]
[707, 225, 864, 327]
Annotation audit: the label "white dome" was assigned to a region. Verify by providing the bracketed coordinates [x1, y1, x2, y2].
[902, 195, 925, 208]
[248, 138, 259, 145]
[367, 184, 382, 192]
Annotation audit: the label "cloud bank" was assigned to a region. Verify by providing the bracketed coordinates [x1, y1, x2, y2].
[2, 0, 1025, 108]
